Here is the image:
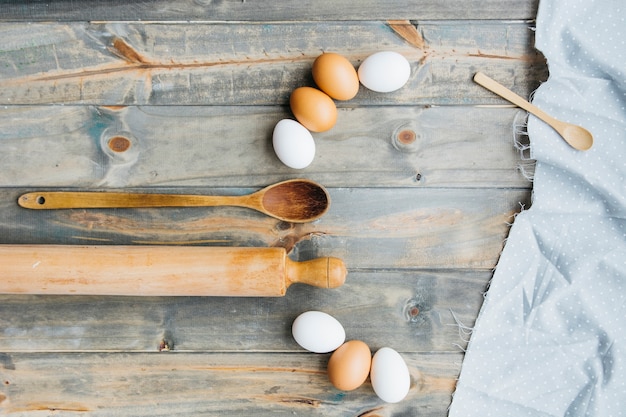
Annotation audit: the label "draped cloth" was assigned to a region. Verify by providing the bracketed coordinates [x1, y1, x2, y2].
[449, 1, 626, 415]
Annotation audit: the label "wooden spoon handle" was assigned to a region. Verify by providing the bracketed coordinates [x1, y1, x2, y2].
[473, 72, 556, 125]
[18, 191, 243, 209]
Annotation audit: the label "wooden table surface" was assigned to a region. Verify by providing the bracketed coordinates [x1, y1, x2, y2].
[0, 1, 545, 415]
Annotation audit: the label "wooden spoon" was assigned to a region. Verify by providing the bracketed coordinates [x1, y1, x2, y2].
[473, 72, 593, 151]
[18, 179, 330, 223]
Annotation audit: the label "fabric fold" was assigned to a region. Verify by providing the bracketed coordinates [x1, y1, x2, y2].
[449, 0, 625, 415]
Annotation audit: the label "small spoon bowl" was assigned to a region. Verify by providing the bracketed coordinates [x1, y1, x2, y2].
[18, 179, 331, 223]
[473, 72, 593, 151]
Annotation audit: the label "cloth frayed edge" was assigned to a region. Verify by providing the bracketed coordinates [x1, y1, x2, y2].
[448, 309, 474, 352]
[513, 110, 536, 182]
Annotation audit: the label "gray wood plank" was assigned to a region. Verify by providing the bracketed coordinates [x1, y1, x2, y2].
[0, 0, 538, 21]
[0, 270, 487, 353]
[0, 1, 545, 416]
[0, 187, 530, 269]
[0, 351, 460, 416]
[0, 21, 546, 105]
[0, 105, 534, 188]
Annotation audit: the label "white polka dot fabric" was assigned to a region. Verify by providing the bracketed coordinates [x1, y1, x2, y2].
[449, 0, 625, 416]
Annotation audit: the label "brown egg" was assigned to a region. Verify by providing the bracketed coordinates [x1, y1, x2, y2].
[327, 340, 372, 391]
[312, 53, 360, 101]
[290, 87, 337, 132]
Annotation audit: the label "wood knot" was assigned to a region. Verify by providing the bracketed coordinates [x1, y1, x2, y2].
[100, 130, 139, 164]
[110, 37, 149, 64]
[391, 123, 421, 153]
[404, 298, 424, 323]
[397, 129, 416, 144]
[107, 136, 132, 153]
[387, 20, 426, 50]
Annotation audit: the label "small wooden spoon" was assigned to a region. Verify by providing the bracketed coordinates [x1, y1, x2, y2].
[18, 179, 330, 223]
[473, 72, 593, 151]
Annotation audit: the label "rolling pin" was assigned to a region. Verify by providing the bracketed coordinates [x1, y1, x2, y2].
[0, 245, 346, 296]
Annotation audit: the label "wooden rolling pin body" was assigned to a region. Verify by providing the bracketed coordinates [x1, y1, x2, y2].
[0, 245, 346, 296]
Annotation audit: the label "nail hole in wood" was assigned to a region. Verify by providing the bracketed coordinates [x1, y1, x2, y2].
[404, 298, 423, 323]
[36, 196, 45, 205]
[158, 339, 172, 352]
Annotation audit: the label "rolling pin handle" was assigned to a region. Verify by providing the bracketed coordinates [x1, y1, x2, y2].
[285, 257, 347, 289]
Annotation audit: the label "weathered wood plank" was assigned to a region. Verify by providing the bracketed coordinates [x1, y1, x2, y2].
[0, 21, 546, 105]
[0, 105, 533, 188]
[0, 1, 543, 416]
[0, 351, 460, 416]
[0, 187, 529, 269]
[0, 270, 486, 353]
[0, 0, 538, 21]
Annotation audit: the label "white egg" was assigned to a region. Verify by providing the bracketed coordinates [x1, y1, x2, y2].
[357, 51, 411, 93]
[272, 119, 315, 169]
[292, 311, 345, 353]
[370, 347, 411, 403]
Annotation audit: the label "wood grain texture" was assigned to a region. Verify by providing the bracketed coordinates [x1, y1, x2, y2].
[0, 105, 533, 188]
[0, 245, 346, 296]
[0, 21, 546, 105]
[0, 187, 529, 269]
[0, 1, 540, 414]
[0, 351, 460, 416]
[0, 0, 538, 21]
[0, 269, 486, 353]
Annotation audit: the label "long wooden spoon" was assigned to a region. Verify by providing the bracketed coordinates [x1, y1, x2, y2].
[473, 72, 593, 151]
[18, 179, 330, 223]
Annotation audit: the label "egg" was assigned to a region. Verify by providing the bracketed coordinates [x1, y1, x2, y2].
[312, 53, 360, 101]
[327, 340, 372, 391]
[291, 311, 345, 353]
[290, 87, 337, 132]
[370, 347, 411, 403]
[357, 51, 411, 93]
[272, 119, 316, 169]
